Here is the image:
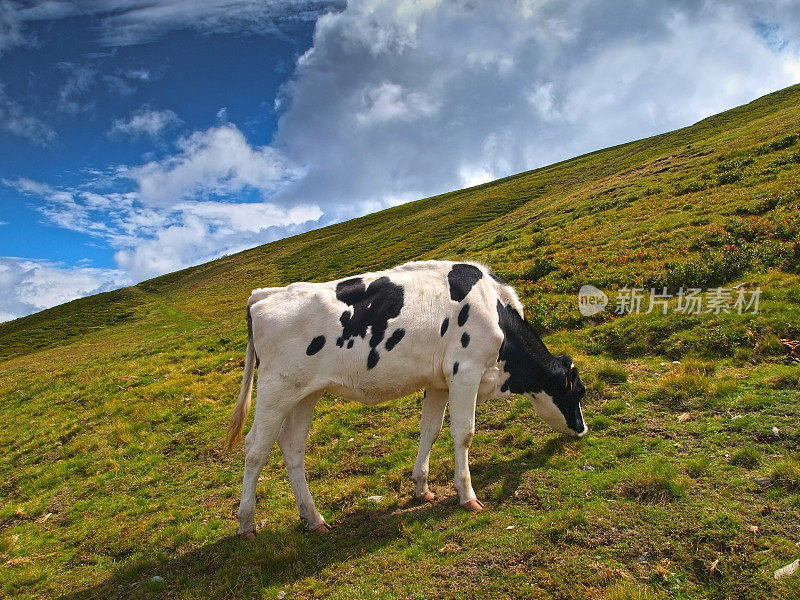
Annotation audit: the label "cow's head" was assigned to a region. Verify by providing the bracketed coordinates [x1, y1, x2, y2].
[527, 355, 587, 438]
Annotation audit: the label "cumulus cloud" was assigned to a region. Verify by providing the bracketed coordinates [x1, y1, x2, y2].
[0, 256, 129, 323]
[113, 203, 322, 281]
[109, 107, 182, 138]
[271, 0, 800, 214]
[3, 122, 322, 285]
[127, 124, 302, 206]
[356, 83, 439, 125]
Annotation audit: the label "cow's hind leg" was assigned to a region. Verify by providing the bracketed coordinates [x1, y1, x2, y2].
[237, 381, 303, 537]
[412, 388, 448, 501]
[277, 391, 328, 532]
[447, 373, 483, 512]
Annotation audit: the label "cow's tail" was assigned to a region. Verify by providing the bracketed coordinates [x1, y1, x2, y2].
[225, 305, 258, 450]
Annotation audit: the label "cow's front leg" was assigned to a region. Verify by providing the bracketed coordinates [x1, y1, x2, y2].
[412, 388, 448, 501]
[447, 374, 483, 512]
[277, 391, 329, 532]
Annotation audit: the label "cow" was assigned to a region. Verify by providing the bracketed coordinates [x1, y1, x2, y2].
[225, 260, 587, 538]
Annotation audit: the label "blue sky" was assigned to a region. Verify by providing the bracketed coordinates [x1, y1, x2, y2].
[2, 0, 800, 321]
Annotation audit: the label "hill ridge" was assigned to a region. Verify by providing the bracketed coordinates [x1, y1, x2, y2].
[1, 83, 799, 358]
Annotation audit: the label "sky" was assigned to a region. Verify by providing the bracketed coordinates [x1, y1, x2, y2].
[1, 1, 800, 322]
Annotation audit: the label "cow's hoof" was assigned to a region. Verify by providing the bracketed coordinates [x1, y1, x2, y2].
[310, 522, 332, 533]
[239, 529, 256, 540]
[416, 491, 435, 502]
[460, 499, 485, 512]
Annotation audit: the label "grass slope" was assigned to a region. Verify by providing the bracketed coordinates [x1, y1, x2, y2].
[1, 85, 800, 600]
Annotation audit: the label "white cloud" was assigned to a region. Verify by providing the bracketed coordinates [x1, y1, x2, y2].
[356, 83, 439, 125]
[109, 107, 181, 138]
[0, 0, 28, 57]
[0, 84, 57, 145]
[3, 122, 322, 285]
[113, 202, 322, 281]
[270, 0, 800, 213]
[128, 124, 302, 206]
[0, 256, 129, 322]
[0, 1, 345, 52]
[0, 0, 78, 57]
[103, 68, 155, 95]
[90, 0, 346, 46]
[56, 63, 96, 114]
[178, 201, 322, 235]
[7, 172, 323, 285]
[125, 68, 150, 81]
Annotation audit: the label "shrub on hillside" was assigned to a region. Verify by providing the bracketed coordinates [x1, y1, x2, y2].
[756, 133, 799, 154]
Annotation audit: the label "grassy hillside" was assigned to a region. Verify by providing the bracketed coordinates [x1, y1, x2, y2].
[1, 85, 799, 600]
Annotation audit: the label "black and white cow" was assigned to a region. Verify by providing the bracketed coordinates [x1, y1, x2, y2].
[226, 260, 586, 537]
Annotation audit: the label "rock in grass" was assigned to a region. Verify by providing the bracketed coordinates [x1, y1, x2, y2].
[774, 559, 799, 579]
[150, 576, 164, 583]
[367, 495, 383, 503]
[755, 477, 774, 487]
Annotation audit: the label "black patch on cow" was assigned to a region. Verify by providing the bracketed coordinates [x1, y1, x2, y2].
[452, 361, 459, 375]
[336, 337, 344, 347]
[461, 331, 470, 347]
[496, 300, 586, 433]
[448, 263, 483, 302]
[367, 348, 380, 369]
[306, 335, 326, 356]
[347, 339, 354, 349]
[458, 303, 470, 327]
[440, 317, 449, 336]
[385, 328, 405, 351]
[335, 275, 404, 369]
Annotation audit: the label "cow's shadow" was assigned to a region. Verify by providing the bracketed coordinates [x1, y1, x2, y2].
[470, 435, 572, 501]
[57, 436, 569, 600]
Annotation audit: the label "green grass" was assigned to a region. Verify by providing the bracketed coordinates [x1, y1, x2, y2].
[2, 84, 800, 599]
